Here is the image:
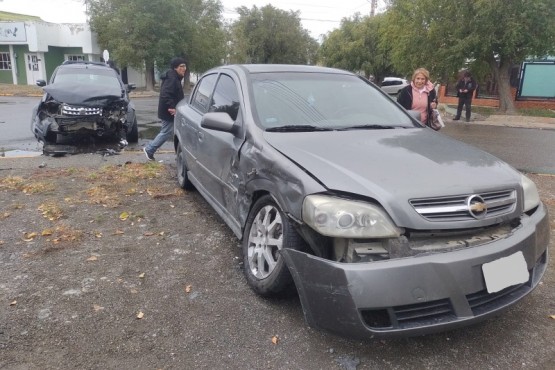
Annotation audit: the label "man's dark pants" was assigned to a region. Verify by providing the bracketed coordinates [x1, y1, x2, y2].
[455, 95, 472, 122]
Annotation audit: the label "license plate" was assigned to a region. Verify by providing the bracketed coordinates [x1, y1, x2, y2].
[482, 251, 529, 293]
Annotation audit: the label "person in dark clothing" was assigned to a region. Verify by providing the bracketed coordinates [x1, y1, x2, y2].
[144, 57, 187, 161]
[397, 67, 438, 127]
[453, 71, 476, 122]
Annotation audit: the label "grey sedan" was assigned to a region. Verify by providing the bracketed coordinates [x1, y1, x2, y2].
[173, 64, 549, 339]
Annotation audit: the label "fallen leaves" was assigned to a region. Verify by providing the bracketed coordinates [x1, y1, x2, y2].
[23, 232, 38, 241]
[271, 335, 279, 345]
[136, 311, 145, 319]
[138, 273, 145, 278]
[87, 255, 98, 262]
[38, 202, 63, 221]
[185, 285, 192, 293]
[10, 300, 17, 306]
[550, 315, 555, 320]
[93, 304, 104, 312]
[119, 211, 129, 221]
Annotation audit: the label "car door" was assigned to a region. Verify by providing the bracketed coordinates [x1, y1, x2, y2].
[184, 72, 245, 226]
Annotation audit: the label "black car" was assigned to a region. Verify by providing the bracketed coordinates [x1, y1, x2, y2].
[31, 61, 138, 152]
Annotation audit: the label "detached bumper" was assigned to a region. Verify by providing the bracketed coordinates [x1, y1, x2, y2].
[282, 203, 550, 339]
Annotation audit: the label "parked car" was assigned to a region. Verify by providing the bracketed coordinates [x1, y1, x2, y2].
[31, 61, 138, 151]
[380, 76, 409, 95]
[173, 64, 549, 339]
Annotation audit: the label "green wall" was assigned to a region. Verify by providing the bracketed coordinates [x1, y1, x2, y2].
[44, 47, 84, 81]
[13, 45, 29, 84]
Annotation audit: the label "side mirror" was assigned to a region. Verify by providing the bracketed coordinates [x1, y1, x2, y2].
[36, 79, 46, 87]
[201, 112, 235, 133]
[126, 83, 136, 92]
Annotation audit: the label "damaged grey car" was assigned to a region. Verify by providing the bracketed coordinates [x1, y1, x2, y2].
[31, 61, 138, 153]
[173, 64, 549, 339]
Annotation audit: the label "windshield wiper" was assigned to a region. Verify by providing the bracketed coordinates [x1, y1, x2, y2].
[266, 125, 334, 132]
[337, 124, 395, 130]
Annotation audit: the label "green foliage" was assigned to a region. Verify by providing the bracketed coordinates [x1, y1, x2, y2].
[228, 5, 318, 64]
[87, 0, 225, 75]
[383, 0, 555, 111]
[318, 14, 396, 82]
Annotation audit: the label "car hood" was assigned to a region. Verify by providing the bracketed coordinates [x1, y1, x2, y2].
[44, 82, 126, 107]
[263, 129, 521, 224]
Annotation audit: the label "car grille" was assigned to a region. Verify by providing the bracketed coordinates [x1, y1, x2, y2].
[410, 189, 517, 222]
[61, 104, 102, 116]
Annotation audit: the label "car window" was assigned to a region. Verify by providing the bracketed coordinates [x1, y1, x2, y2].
[251, 73, 414, 129]
[209, 74, 240, 121]
[191, 73, 218, 113]
[53, 68, 121, 90]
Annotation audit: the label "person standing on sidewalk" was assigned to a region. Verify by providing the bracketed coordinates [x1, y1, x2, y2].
[453, 71, 476, 122]
[144, 57, 187, 161]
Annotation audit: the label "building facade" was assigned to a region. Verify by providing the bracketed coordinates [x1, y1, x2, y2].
[0, 20, 145, 87]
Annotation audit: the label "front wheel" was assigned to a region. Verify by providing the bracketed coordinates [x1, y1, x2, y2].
[242, 195, 305, 297]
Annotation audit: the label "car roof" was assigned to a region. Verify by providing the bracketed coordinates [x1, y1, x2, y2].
[383, 77, 406, 81]
[57, 61, 115, 71]
[211, 64, 354, 75]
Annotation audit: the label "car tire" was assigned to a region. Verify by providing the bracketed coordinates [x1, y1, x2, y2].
[242, 195, 305, 297]
[127, 118, 139, 143]
[176, 144, 194, 190]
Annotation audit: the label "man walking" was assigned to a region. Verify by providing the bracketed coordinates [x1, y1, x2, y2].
[144, 57, 187, 161]
[453, 71, 476, 122]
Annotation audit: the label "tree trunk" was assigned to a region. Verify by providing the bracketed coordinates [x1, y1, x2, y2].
[144, 61, 155, 91]
[489, 56, 516, 113]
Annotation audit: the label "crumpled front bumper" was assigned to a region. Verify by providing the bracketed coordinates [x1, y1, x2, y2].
[282, 203, 550, 339]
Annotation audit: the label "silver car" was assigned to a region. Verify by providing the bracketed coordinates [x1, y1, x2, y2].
[381, 76, 409, 95]
[173, 64, 549, 339]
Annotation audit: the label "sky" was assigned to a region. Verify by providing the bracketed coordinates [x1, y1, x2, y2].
[0, 0, 387, 39]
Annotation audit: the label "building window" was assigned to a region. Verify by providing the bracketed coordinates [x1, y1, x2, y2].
[65, 55, 85, 62]
[0, 53, 12, 70]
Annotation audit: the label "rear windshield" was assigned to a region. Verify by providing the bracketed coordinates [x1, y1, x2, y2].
[250, 72, 415, 129]
[53, 68, 121, 90]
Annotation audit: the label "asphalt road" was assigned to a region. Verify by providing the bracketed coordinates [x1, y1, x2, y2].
[2, 96, 554, 175]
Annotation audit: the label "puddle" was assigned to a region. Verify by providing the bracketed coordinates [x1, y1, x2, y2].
[0, 149, 42, 158]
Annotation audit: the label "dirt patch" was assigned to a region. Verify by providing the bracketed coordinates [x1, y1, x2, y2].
[1, 155, 554, 369]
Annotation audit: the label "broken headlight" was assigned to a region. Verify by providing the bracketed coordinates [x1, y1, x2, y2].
[521, 174, 540, 212]
[302, 195, 403, 238]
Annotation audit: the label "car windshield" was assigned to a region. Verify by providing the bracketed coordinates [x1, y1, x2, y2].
[251, 72, 415, 130]
[53, 68, 121, 90]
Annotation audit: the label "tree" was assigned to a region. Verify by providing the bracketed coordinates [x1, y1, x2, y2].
[383, 0, 555, 112]
[87, 0, 226, 90]
[228, 5, 318, 65]
[318, 14, 396, 82]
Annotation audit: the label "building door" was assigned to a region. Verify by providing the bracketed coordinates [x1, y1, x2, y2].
[25, 53, 42, 85]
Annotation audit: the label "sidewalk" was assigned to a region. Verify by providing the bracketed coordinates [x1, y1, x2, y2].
[441, 104, 555, 130]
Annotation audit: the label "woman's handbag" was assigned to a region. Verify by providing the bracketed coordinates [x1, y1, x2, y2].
[429, 109, 444, 131]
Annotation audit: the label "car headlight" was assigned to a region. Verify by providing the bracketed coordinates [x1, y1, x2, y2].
[302, 195, 403, 238]
[521, 174, 540, 212]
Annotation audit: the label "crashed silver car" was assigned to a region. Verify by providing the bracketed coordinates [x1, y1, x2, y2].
[31, 61, 137, 152]
[173, 64, 549, 339]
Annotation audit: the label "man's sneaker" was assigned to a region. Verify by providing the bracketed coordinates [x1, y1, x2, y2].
[119, 139, 128, 148]
[143, 147, 155, 161]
